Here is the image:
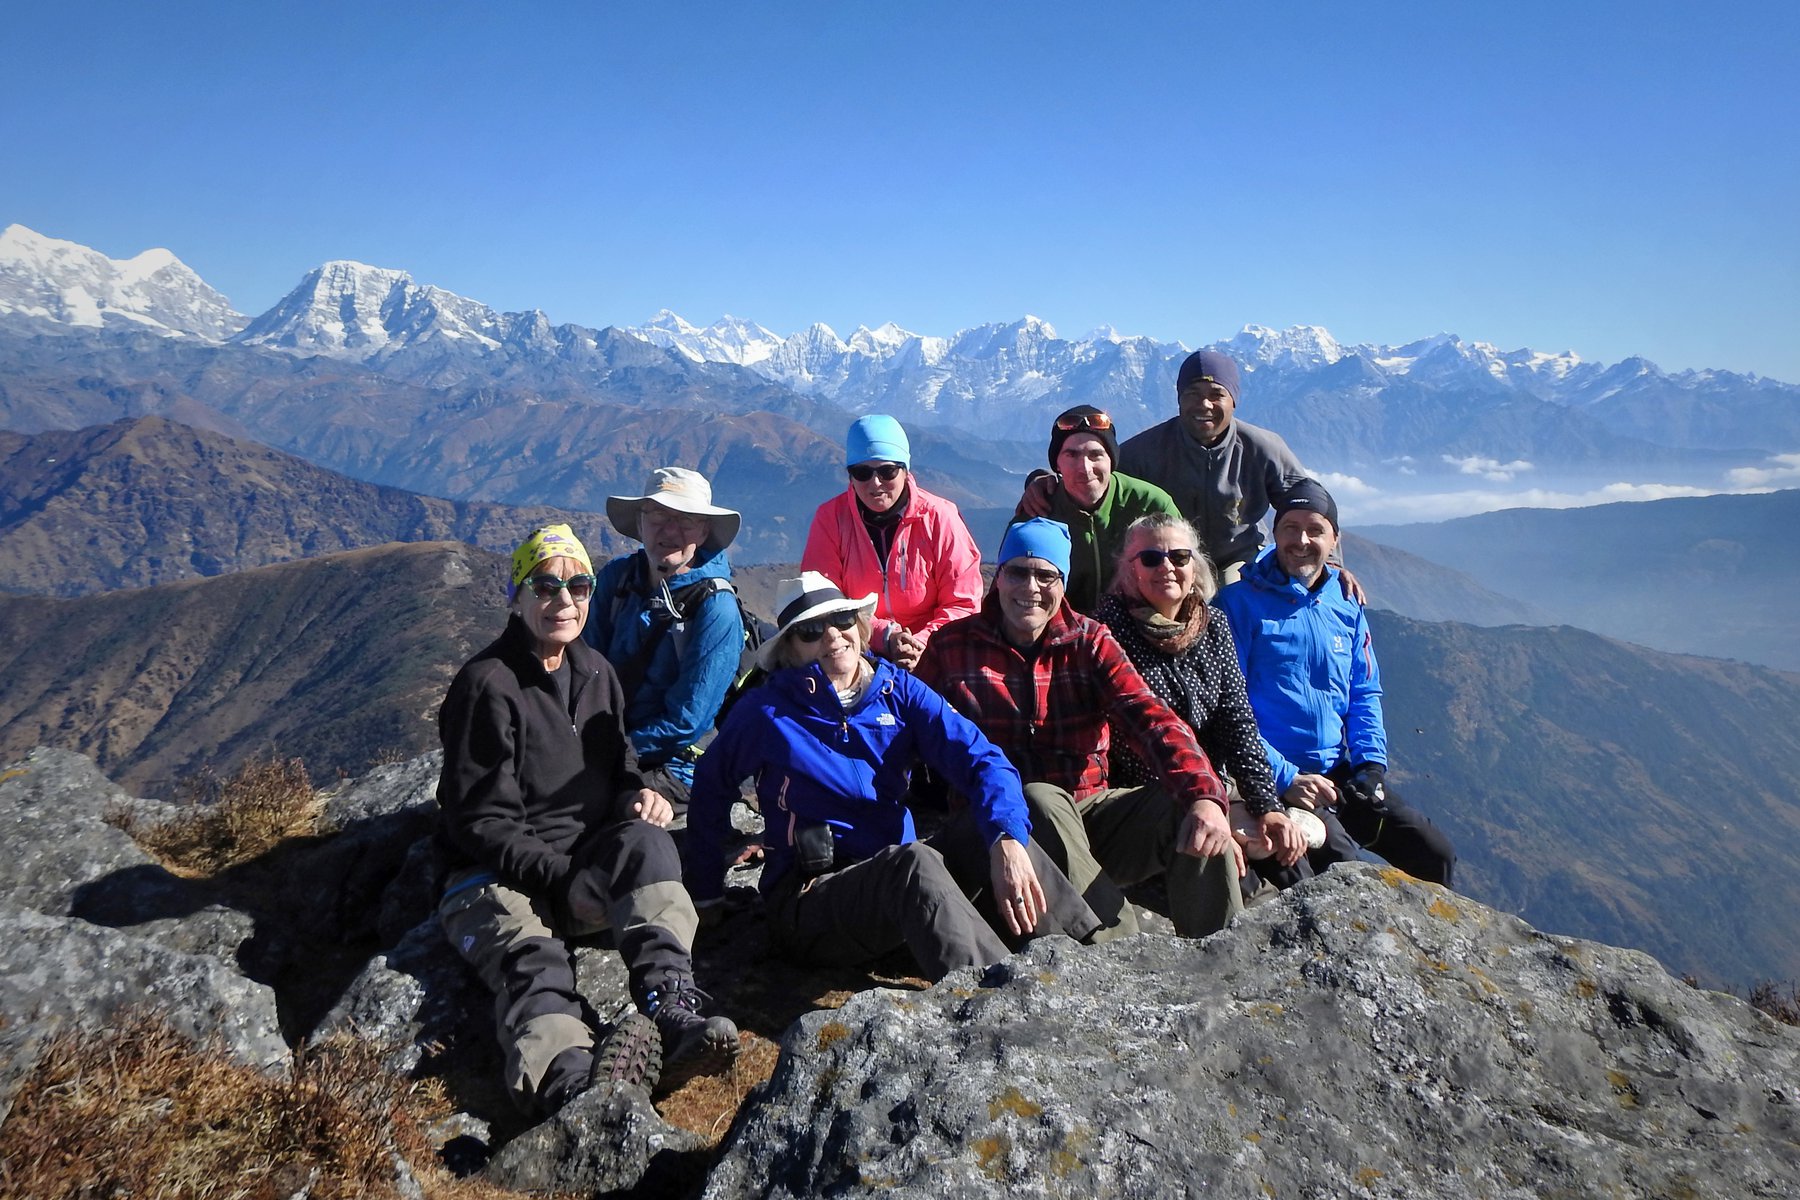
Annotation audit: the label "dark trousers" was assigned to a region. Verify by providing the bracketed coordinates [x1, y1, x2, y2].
[1314, 764, 1457, 887]
[764, 816, 1101, 983]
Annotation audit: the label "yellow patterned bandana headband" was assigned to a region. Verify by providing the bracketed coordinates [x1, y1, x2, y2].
[509, 524, 593, 599]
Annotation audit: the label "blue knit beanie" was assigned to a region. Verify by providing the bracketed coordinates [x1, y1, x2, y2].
[1176, 349, 1242, 404]
[845, 415, 911, 467]
[998, 518, 1073, 581]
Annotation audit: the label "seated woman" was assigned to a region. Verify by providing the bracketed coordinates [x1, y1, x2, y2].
[1095, 514, 1322, 889]
[801, 415, 983, 670]
[686, 572, 1100, 981]
[434, 524, 738, 1116]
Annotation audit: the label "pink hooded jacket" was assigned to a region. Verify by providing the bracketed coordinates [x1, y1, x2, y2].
[801, 481, 983, 652]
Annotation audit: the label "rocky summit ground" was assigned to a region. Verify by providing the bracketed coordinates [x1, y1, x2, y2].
[1, 745, 1796, 1198]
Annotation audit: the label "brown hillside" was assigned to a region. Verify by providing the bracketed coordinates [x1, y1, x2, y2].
[0, 416, 628, 596]
[0, 541, 513, 794]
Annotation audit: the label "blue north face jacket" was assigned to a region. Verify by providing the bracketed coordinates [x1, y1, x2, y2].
[1214, 546, 1387, 795]
[685, 655, 1029, 903]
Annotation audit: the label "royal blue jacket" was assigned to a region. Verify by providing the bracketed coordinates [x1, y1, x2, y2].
[583, 546, 739, 785]
[1214, 546, 1387, 794]
[685, 655, 1030, 902]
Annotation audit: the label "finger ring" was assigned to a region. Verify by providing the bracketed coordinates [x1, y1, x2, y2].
[1011, 896, 1027, 905]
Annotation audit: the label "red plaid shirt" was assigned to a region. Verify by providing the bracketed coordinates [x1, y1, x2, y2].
[916, 596, 1227, 811]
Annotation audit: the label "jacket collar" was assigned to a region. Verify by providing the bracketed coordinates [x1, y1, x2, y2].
[1246, 545, 1336, 603]
[499, 614, 603, 688]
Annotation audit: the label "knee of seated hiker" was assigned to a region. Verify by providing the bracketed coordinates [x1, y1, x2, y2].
[577, 817, 684, 890]
[888, 840, 961, 898]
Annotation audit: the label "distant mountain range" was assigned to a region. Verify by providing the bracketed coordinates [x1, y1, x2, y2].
[1373, 609, 1800, 989]
[4, 223, 1794, 479]
[1363, 489, 1800, 671]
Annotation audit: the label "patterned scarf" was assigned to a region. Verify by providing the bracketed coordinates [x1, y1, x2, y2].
[1127, 589, 1209, 656]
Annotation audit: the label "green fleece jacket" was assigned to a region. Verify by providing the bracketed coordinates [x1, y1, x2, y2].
[1012, 470, 1180, 614]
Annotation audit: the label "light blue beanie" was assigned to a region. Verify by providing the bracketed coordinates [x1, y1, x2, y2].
[845, 415, 911, 467]
[998, 518, 1072, 581]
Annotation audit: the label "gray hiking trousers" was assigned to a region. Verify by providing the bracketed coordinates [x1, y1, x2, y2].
[438, 818, 698, 1114]
[1024, 781, 1244, 940]
[763, 815, 1101, 982]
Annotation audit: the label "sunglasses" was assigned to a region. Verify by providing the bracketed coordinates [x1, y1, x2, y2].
[1054, 410, 1113, 432]
[1001, 563, 1064, 588]
[525, 573, 596, 601]
[790, 610, 860, 643]
[848, 463, 905, 483]
[1133, 548, 1196, 569]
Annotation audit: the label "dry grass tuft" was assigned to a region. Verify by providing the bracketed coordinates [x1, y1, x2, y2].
[108, 756, 323, 876]
[1747, 980, 1800, 1027]
[656, 1033, 784, 1145]
[0, 1010, 518, 1199]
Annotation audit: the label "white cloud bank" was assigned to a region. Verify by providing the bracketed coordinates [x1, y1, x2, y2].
[1442, 454, 1534, 482]
[1726, 453, 1800, 487]
[1296, 453, 1799, 527]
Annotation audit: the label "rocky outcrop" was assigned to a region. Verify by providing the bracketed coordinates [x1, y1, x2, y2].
[0, 909, 286, 1070]
[484, 1084, 710, 1196]
[0, 747, 170, 917]
[6, 745, 1798, 1200]
[706, 864, 1800, 1199]
[0, 748, 286, 1121]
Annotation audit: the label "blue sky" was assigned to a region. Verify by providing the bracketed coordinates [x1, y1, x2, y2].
[5, 1, 1796, 380]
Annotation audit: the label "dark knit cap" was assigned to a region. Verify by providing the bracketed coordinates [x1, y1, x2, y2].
[1272, 478, 1339, 532]
[1176, 349, 1242, 404]
[1047, 404, 1119, 472]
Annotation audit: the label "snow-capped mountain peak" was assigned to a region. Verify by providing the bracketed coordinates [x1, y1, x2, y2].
[0, 223, 245, 340]
[631, 311, 785, 365]
[1227, 323, 1346, 369]
[236, 260, 513, 354]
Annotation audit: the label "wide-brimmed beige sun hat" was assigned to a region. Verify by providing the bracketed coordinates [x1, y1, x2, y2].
[757, 571, 878, 670]
[606, 467, 741, 552]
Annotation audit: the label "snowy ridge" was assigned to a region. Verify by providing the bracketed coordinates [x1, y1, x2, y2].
[235, 260, 531, 354]
[0, 224, 245, 340]
[612, 311, 1644, 434]
[3, 226, 1790, 446]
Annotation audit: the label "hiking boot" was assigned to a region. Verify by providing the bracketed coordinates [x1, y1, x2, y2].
[591, 1011, 661, 1094]
[641, 981, 739, 1095]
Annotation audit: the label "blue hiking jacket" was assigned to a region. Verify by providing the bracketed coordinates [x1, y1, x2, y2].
[686, 655, 1030, 902]
[583, 546, 740, 785]
[1213, 546, 1387, 794]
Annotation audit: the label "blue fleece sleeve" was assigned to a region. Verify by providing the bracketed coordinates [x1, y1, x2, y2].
[1344, 603, 1388, 768]
[629, 585, 741, 762]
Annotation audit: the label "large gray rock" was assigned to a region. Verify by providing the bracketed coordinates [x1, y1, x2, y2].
[0, 747, 165, 915]
[704, 864, 1800, 1199]
[0, 747, 255, 963]
[485, 1083, 710, 1197]
[0, 908, 287, 1071]
[320, 751, 442, 830]
[318, 919, 488, 1075]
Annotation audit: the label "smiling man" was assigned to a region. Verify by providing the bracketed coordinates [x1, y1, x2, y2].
[585, 467, 746, 814]
[1214, 480, 1457, 885]
[1010, 404, 1180, 614]
[917, 517, 1245, 940]
[1118, 349, 1315, 583]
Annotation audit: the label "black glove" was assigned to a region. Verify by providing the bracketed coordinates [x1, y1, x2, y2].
[1342, 763, 1390, 815]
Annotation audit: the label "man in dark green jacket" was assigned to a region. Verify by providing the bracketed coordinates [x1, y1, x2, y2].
[1010, 404, 1180, 613]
